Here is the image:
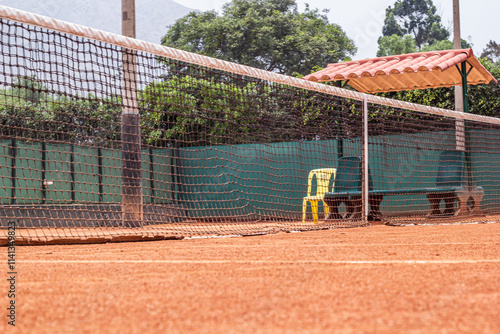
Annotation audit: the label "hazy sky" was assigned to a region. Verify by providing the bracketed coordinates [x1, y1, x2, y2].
[1, 0, 498, 61]
[174, 0, 500, 59]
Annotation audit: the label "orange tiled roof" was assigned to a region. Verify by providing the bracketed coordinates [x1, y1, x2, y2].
[302, 49, 497, 94]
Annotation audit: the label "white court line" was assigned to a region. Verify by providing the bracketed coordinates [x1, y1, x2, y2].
[18, 259, 500, 264]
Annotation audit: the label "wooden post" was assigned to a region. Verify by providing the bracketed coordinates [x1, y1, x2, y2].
[122, 0, 136, 38]
[122, 0, 143, 227]
[453, 0, 474, 192]
[453, 0, 465, 151]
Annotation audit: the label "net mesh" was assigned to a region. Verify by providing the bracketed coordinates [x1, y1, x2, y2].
[366, 103, 500, 224]
[0, 8, 499, 244]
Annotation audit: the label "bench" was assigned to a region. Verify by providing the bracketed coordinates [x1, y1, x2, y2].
[323, 151, 484, 221]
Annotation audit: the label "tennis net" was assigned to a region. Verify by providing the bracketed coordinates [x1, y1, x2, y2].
[0, 5, 499, 244]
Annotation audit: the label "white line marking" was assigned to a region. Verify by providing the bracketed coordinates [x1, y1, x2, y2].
[17, 259, 500, 264]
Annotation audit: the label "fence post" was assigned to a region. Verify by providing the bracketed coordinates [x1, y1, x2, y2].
[70, 143, 76, 202]
[41, 141, 47, 204]
[171, 144, 180, 203]
[121, 0, 143, 227]
[362, 96, 369, 222]
[149, 146, 155, 203]
[97, 147, 104, 203]
[10, 138, 16, 204]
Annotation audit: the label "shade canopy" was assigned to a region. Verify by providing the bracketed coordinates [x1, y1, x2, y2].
[302, 49, 497, 94]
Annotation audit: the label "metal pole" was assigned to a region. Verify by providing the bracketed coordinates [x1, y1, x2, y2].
[121, 0, 143, 227]
[460, 61, 470, 114]
[335, 81, 344, 160]
[362, 96, 369, 222]
[460, 61, 473, 191]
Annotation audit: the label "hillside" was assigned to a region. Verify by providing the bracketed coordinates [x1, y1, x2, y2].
[0, 0, 194, 44]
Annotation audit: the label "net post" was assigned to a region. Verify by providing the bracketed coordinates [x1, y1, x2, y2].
[121, 0, 143, 227]
[362, 96, 369, 222]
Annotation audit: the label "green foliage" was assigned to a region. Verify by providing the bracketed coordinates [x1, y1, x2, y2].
[381, 10, 406, 37]
[481, 40, 500, 63]
[377, 34, 418, 57]
[420, 39, 453, 52]
[469, 59, 500, 117]
[378, 0, 472, 57]
[140, 78, 198, 145]
[0, 82, 121, 145]
[10, 75, 48, 104]
[420, 38, 471, 52]
[140, 75, 293, 146]
[161, 0, 356, 76]
[381, 0, 449, 50]
[2, 58, 497, 152]
[2, 72, 347, 148]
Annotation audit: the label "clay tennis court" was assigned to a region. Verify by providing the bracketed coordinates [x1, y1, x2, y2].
[0, 222, 499, 333]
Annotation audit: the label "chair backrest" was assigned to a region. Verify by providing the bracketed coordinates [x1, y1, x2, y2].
[334, 156, 372, 193]
[307, 168, 336, 197]
[436, 150, 465, 188]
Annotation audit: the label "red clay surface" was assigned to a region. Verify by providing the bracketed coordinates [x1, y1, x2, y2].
[1, 223, 500, 333]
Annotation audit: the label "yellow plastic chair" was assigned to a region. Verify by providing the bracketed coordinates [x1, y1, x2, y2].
[302, 168, 336, 224]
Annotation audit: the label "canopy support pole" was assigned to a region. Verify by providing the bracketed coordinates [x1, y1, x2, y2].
[335, 81, 345, 160]
[457, 61, 472, 113]
[457, 61, 474, 191]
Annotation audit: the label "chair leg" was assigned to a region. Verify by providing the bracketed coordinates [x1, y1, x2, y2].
[302, 199, 308, 223]
[311, 200, 319, 224]
[323, 200, 330, 219]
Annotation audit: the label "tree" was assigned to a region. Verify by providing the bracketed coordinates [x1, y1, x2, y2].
[481, 40, 500, 63]
[377, 34, 417, 57]
[11, 75, 47, 104]
[380, 0, 449, 50]
[420, 38, 471, 52]
[140, 75, 295, 146]
[0, 75, 122, 144]
[378, 35, 471, 57]
[161, 0, 356, 76]
[468, 59, 500, 117]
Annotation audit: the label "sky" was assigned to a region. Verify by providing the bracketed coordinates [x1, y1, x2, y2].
[173, 0, 500, 60]
[0, 0, 498, 61]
